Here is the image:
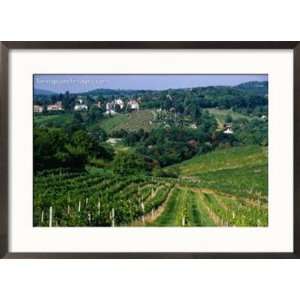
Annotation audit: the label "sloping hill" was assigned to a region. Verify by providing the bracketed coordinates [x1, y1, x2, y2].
[169, 146, 268, 200]
[34, 146, 268, 227]
[205, 108, 251, 128]
[97, 109, 154, 133]
[177, 145, 267, 175]
[236, 81, 268, 96]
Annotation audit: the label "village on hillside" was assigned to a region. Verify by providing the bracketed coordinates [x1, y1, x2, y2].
[34, 96, 141, 115]
[33, 92, 247, 136]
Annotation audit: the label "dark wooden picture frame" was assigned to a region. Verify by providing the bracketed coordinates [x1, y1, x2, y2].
[0, 41, 299, 259]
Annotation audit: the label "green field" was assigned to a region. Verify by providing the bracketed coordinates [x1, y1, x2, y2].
[34, 110, 154, 134]
[177, 145, 266, 174]
[205, 108, 251, 128]
[96, 110, 154, 133]
[34, 146, 268, 227]
[94, 114, 129, 133]
[192, 163, 267, 199]
[34, 113, 73, 127]
[174, 146, 267, 199]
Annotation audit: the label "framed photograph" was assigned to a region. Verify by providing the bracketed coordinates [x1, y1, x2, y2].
[0, 41, 299, 258]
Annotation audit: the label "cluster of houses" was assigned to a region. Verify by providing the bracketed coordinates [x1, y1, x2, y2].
[33, 96, 141, 115]
[104, 98, 140, 115]
[34, 101, 64, 113]
[104, 98, 125, 115]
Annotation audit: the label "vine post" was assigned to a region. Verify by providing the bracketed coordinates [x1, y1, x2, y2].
[49, 206, 53, 227]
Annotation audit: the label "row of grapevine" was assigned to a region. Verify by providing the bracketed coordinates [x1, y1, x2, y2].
[34, 170, 174, 227]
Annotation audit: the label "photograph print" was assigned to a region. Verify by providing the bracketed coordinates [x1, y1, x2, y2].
[33, 74, 268, 227]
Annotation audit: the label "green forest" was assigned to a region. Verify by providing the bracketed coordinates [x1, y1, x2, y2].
[33, 80, 268, 227]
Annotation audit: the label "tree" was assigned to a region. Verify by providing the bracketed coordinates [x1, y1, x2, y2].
[225, 114, 233, 123]
[34, 127, 89, 171]
[87, 105, 103, 124]
[62, 91, 71, 110]
[71, 130, 92, 151]
[64, 144, 88, 169]
[90, 127, 107, 142]
[73, 111, 84, 124]
[112, 152, 147, 175]
[33, 127, 113, 172]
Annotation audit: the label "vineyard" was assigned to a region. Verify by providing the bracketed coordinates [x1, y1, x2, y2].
[34, 169, 175, 227]
[34, 146, 268, 227]
[33, 77, 268, 227]
[94, 109, 154, 133]
[173, 145, 268, 198]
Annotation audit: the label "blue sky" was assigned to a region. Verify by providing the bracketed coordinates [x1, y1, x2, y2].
[34, 74, 268, 93]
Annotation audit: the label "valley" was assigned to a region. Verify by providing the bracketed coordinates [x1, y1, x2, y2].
[33, 79, 268, 227]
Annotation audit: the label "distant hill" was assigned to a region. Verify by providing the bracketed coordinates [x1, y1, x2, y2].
[236, 81, 268, 96]
[82, 88, 140, 97]
[34, 80, 268, 97]
[85, 81, 268, 94]
[34, 89, 57, 96]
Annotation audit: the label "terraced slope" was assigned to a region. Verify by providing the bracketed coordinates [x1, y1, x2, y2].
[147, 186, 267, 227]
[173, 145, 268, 200]
[177, 145, 266, 175]
[97, 109, 154, 133]
[34, 146, 268, 227]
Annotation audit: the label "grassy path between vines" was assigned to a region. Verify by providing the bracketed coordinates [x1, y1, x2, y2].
[131, 186, 175, 226]
[151, 187, 215, 226]
[132, 184, 267, 227]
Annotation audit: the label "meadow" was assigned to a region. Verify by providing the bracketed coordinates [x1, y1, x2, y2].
[205, 108, 251, 126]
